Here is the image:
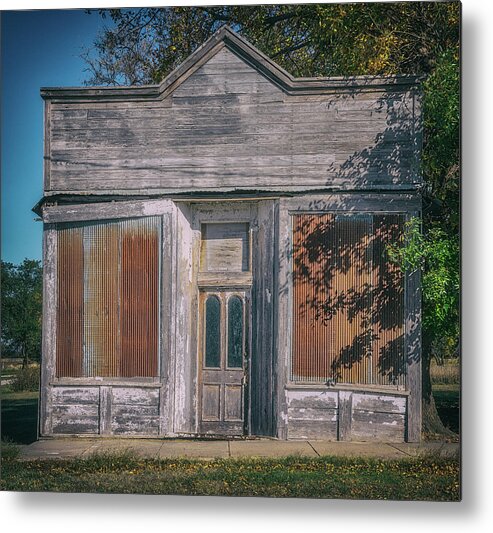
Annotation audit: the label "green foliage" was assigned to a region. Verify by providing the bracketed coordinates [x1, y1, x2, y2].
[1, 260, 42, 364]
[386, 218, 425, 271]
[422, 227, 460, 341]
[387, 217, 459, 358]
[0, 454, 460, 500]
[1, 391, 39, 444]
[422, 47, 460, 232]
[10, 365, 41, 392]
[85, 3, 460, 83]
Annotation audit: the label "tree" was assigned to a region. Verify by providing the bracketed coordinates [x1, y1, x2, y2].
[1, 260, 43, 367]
[84, 2, 460, 436]
[387, 218, 459, 436]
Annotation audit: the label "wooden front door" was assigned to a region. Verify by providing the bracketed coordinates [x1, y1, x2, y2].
[198, 290, 249, 436]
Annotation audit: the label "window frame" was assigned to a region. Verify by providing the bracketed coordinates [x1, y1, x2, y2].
[288, 210, 409, 390]
[41, 199, 176, 390]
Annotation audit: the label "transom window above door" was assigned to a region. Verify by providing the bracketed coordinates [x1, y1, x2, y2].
[198, 222, 252, 288]
[200, 222, 250, 272]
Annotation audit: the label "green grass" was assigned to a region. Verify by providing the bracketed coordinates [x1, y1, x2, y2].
[0, 452, 460, 500]
[1, 390, 39, 444]
[430, 360, 460, 385]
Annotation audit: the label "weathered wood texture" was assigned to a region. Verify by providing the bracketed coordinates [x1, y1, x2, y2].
[39, 225, 57, 436]
[286, 390, 338, 440]
[171, 203, 196, 434]
[50, 385, 161, 436]
[197, 290, 247, 436]
[351, 391, 406, 442]
[111, 387, 160, 435]
[285, 388, 407, 441]
[51, 387, 100, 434]
[250, 201, 277, 436]
[405, 214, 422, 442]
[44, 44, 421, 194]
[200, 222, 249, 272]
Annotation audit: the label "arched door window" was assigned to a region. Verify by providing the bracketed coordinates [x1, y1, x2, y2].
[227, 296, 244, 368]
[204, 295, 221, 368]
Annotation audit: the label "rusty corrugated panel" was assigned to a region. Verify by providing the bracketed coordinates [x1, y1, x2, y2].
[83, 221, 120, 377]
[56, 225, 84, 377]
[372, 215, 405, 386]
[292, 213, 405, 386]
[120, 217, 159, 377]
[56, 216, 160, 378]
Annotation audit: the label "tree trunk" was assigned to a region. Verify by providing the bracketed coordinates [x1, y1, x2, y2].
[21, 344, 29, 369]
[421, 333, 456, 439]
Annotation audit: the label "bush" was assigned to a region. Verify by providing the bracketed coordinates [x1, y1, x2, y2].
[10, 365, 40, 392]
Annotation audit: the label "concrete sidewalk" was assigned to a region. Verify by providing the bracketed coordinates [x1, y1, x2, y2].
[17, 438, 460, 461]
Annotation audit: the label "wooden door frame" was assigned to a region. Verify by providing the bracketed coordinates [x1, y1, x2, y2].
[197, 288, 251, 436]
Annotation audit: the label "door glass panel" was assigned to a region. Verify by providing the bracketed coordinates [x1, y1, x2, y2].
[227, 296, 243, 368]
[205, 296, 221, 368]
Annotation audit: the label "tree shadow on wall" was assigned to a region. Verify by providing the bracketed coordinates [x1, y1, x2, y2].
[284, 85, 421, 385]
[290, 213, 407, 385]
[324, 86, 420, 188]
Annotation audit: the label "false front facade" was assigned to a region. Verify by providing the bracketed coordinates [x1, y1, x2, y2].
[37, 26, 422, 442]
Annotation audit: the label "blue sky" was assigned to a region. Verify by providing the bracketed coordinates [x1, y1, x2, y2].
[1, 9, 109, 264]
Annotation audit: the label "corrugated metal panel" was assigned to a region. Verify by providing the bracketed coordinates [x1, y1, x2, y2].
[83, 221, 119, 377]
[372, 215, 405, 385]
[292, 213, 405, 386]
[120, 217, 159, 377]
[56, 225, 84, 377]
[56, 217, 160, 378]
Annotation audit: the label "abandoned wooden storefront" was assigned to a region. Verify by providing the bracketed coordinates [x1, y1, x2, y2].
[36, 26, 422, 442]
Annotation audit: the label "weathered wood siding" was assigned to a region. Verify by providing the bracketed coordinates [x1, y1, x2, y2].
[286, 390, 338, 440]
[39, 27, 422, 442]
[250, 200, 277, 436]
[50, 385, 161, 436]
[285, 389, 407, 442]
[44, 46, 421, 194]
[170, 203, 196, 434]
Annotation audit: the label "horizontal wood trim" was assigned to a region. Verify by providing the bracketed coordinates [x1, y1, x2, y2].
[283, 193, 422, 212]
[287, 419, 338, 440]
[52, 387, 99, 405]
[51, 379, 162, 387]
[352, 393, 407, 414]
[112, 387, 160, 406]
[42, 199, 174, 223]
[285, 384, 409, 395]
[198, 272, 253, 288]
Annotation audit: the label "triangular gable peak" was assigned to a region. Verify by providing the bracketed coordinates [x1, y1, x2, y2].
[41, 25, 420, 101]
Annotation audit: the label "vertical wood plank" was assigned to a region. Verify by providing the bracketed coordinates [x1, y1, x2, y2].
[40, 224, 57, 436]
[250, 200, 277, 437]
[338, 390, 353, 441]
[99, 386, 112, 435]
[43, 100, 51, 191]
[172, 203, 195, 434]
[275, 199, 290, 440]
[159, 212, 173, 435]
[406, 211, 422, 441]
